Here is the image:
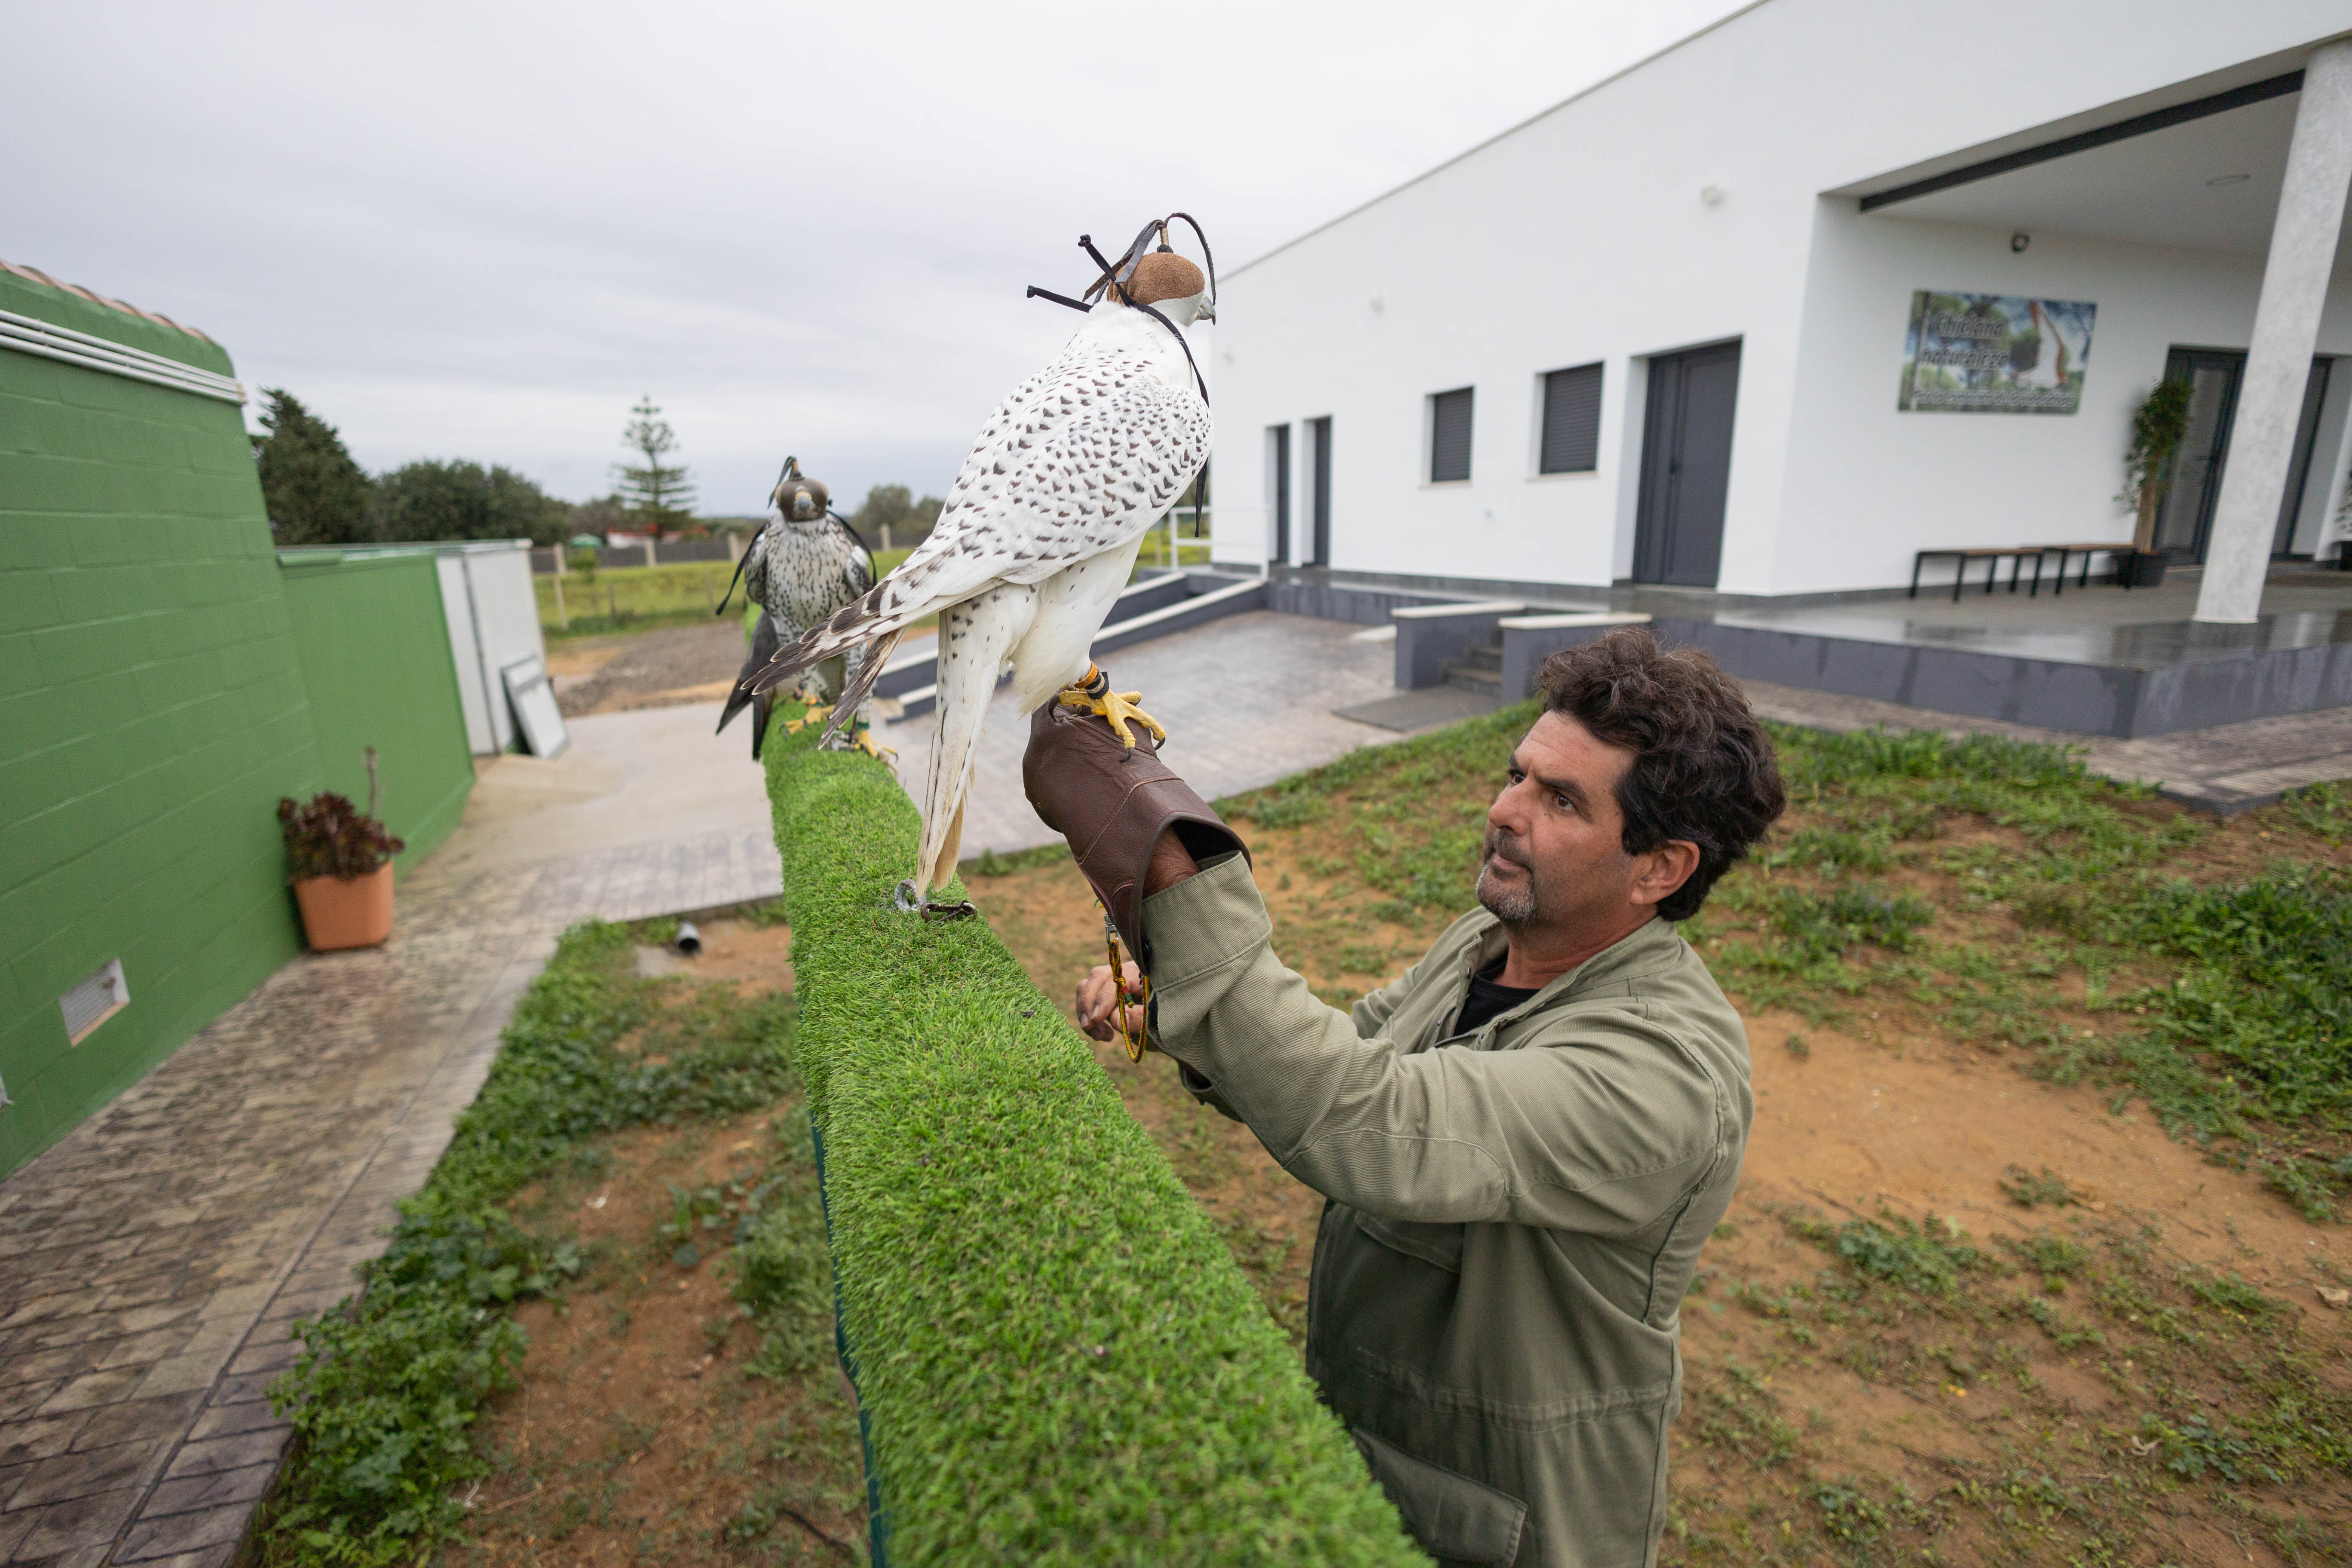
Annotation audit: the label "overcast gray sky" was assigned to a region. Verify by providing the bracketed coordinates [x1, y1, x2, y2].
[8, 0, 1747, 514]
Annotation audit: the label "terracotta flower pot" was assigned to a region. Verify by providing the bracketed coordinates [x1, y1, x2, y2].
[294, 863, 395, 951]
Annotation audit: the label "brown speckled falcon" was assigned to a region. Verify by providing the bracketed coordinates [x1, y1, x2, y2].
[747, 220, 1214, 903]
[717, 459, 879, 760]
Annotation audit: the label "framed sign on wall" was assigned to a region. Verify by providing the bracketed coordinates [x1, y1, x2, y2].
[1899, 291, 2097, 413]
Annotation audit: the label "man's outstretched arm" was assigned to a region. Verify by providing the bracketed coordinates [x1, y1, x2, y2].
[1144, 856, 1727, 1237]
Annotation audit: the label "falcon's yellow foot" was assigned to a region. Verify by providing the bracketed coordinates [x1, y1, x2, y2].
[848, 729, 896, 766]
[782, 702, 834, 736]
[1057, 664, 1165, 748]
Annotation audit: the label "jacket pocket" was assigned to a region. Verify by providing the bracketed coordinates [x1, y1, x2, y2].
[1353, 1209, 1465, 1274]
[1353, 1427, 1527, 1566]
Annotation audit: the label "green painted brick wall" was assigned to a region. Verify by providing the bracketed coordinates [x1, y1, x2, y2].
[0, 273, 475, 1178]
[279, 552, 476, 874]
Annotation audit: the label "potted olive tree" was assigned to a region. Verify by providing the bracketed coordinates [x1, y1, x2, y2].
[280, 750, 404, 951]
[2121, 378, 2192, 587]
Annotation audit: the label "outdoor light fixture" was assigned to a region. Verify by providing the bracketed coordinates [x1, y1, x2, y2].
[60, 959, 129, 1046]
[2010, 231, 2030, 253]
[2206, 172, 2251, 186]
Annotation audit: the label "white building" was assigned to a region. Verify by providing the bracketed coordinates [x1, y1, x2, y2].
[1210, 0, 2352, 621]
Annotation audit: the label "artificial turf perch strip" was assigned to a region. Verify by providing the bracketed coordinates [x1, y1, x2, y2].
[763, 720, 1427, 1567]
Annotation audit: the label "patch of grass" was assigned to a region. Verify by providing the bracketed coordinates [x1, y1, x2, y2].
[2278, 779, 2352, 842]
[965, 842, 1073, 878]
[2115, 865, 2352, 1124]
[731, 1116, 836, 1378]
[539, 560, 753, 639]
[1999, 1164, 2074, 1208]
[1767, 885, 1933, 959]
[1794, 1211, 1985, 1296]
[1764, 824, 1895, 876]
[763, 716, 1420, 1565]
[260, 922, 801, 1566]
[2001, 1228, 2089, 1292]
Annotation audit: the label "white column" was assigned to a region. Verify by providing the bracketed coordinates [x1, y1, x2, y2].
[2197, 40, 2352, 622]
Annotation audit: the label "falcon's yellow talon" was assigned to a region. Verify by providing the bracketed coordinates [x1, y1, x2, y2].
[1058, 684, 1165, 747]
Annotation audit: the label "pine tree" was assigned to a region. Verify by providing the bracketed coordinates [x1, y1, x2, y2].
[613, 396, 697, 537]
[253, 389, 371, 545]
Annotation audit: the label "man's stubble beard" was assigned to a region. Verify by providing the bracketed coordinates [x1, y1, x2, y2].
[1475, 829, 1540, 925]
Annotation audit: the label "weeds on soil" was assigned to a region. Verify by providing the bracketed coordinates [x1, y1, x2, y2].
[1222, 705, 2352, 1221]
[1672, 1199, 2352, 1564]
[259, 920, 812, 1567]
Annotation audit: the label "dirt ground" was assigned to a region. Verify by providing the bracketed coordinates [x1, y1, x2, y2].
[967, 797, 2352, 1566]
[439, 920, 864, 1568]
[549, 623, 750, 718]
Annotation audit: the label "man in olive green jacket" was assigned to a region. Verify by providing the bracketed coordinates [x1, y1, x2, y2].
[1042, 629, 1785, 1568]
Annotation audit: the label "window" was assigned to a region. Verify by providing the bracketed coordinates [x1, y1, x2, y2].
[1428, 387, 1473, 483]
[1539, 363, 1603, 474]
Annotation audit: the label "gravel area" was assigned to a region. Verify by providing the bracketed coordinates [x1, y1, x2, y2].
[554, 622, 750, 716]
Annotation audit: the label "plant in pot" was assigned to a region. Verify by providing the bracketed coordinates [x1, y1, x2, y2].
[280, 750, 404, 952]
[2121, 378, 2191, 587]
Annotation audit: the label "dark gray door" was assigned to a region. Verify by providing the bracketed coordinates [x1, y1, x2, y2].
[2153, 348, 2331, 561]
[1632, 341, 1740, 587]
[1270, 425, 1291, 564]
[1309, 416, 1332, 567]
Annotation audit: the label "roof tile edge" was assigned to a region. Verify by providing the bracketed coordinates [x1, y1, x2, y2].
[0, 258, 217, 344]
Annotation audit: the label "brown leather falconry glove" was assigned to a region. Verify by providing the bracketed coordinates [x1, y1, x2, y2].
[1022, 699, 1248, 967]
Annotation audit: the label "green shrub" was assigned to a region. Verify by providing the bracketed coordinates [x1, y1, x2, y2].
[764, 723, 1424, 1565]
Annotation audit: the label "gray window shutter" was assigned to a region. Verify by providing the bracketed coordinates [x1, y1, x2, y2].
[1539, 364, 1603, 474]
[1429, 388, 1474, 483]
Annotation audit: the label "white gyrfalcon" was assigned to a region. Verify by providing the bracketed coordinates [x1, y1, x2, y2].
[747, 216, 1215, 906]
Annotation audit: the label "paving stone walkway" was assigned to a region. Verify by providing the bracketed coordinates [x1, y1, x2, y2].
[0, 810, 783, 1565]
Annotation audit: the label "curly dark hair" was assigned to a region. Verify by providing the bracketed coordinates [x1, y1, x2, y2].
[1536, 627, 1785, 921]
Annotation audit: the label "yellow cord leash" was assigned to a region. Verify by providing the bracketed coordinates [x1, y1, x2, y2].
[1099, 902, 1150, 1064]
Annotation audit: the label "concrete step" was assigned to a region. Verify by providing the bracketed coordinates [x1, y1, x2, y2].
[1443, 664, 1502, 693]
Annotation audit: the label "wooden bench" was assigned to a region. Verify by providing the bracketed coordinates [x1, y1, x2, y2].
[2028, 542, 2133, 595]
[1910, 547, 2046, 602]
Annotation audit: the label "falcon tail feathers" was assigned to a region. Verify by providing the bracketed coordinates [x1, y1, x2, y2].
[719, 610, 781, 735]
[815, 626, 908, 747]
[747, 571, 928, 698]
